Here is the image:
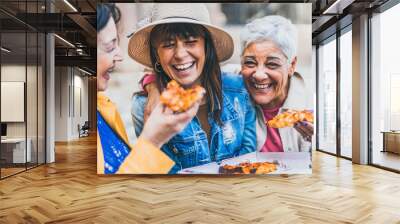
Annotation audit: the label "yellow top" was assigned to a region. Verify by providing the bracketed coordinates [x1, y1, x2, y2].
[97, 93, 174, 174]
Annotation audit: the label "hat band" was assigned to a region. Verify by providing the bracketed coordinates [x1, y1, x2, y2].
[127, 16, 200, 38]
[161, 16, 199, 21]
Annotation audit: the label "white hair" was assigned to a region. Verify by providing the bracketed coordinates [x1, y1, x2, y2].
[240, 15, 298, 63]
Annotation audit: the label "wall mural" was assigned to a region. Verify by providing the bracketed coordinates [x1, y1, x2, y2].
[96, 3, 313, 175]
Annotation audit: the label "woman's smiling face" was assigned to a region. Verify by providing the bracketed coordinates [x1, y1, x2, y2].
[97, 17, 123, 91]
[241, 40, 296, 109]
[154, 35, 205, 88]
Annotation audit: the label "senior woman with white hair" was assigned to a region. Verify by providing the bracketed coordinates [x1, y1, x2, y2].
[240, 15, 313, 152]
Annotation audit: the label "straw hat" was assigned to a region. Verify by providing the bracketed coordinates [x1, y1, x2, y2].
[128, 3, 234, 68]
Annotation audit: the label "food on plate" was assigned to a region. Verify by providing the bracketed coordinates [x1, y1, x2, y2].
[160, 80, 205, 112]
[219, 161, 277, 174]
[267, 109, 314, 128]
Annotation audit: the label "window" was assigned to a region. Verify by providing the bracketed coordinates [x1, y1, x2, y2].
[317, 37, 337, 154]
[0, 0, 47, 179]
[371, 2, 400, 171]
[339, 29, 352, 158]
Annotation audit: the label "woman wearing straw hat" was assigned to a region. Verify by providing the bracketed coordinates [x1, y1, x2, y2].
[97, 4, 201, 174]
[129, 3, 257, 172]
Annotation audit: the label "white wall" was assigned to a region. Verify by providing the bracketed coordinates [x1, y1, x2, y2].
[1, 65, 26, 142]
[72, 73, 89, 138]
[55, 66, 69, 141]
[1, 65, 30, 138]
[1, 64, 46, 163]
[54, 67, 89, 141]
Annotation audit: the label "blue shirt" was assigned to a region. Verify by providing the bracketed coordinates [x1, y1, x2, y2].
[97, 111, 130, 174]
[131, 72, 257, 173]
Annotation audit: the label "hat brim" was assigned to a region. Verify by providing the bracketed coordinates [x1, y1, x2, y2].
[128, 18, 234, 68]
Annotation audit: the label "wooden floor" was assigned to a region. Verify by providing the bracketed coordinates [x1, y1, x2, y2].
[1, 167, 25, 178]
[0, 135, 400, 223]
[1, 164, 44, 178]
[373, 151, 400, 171]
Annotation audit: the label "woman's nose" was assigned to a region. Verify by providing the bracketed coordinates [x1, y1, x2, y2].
[252, 67, 267, 80]
[174, 42, 188, 59]
[113, 45, 123, 62]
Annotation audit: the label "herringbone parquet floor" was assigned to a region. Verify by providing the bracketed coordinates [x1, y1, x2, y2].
[1, 135, 400, 224]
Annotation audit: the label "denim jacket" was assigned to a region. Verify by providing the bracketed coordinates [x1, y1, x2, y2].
[131, 72, 257, 172]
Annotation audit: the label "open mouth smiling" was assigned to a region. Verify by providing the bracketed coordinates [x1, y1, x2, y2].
[252, 81, 275, 90]
[172, 62, 195, 71]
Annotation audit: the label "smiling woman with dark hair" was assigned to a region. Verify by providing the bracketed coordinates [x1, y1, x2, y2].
[96, 4, 201, 174]
[130, 3, 257, 172]
[149, 23, 224, 124]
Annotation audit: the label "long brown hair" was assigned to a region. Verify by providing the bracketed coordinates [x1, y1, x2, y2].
[149, 23, 223, 125]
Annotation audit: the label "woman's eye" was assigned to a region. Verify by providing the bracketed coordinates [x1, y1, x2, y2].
[107, 47, 115, 53]
[162, 42, 174, 48]
[185, 39, 197, 44]
[266, 63, 280, 69]
[244, 61, 256, 67]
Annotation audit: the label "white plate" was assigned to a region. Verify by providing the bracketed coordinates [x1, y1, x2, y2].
[178, 152, 311, 174]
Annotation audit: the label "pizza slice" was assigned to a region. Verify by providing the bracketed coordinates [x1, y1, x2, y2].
[267, 110, 314, 128]
[219, 161, 277, 174]
[160, 80, 205, 112]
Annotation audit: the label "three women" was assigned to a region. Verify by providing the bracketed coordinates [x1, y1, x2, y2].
[101, 3, 313, 173]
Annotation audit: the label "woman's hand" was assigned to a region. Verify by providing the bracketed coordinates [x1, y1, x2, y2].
[294, 121, 313, 142]
[140, 101, 200, 148]
[144, 82, 160, 123]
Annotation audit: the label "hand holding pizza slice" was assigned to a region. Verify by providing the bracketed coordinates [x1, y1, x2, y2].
[160, 80, 205, 112]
